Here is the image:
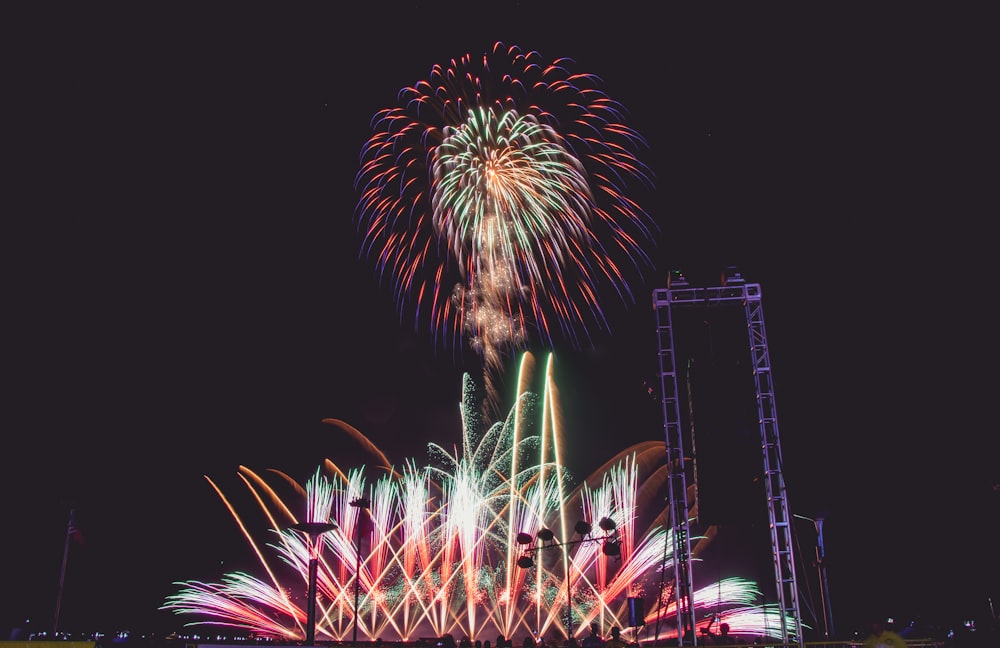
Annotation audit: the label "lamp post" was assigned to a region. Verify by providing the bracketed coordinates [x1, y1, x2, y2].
[289, 521, 337, 646]
[515, 518, 620, 641]
[794, 514, 834, 639]
[349, 497, 370, 646]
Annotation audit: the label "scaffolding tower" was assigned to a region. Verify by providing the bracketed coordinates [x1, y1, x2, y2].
[653, 270, 803, 647]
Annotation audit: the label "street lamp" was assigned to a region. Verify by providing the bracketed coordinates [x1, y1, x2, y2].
[515, 517, 620, 640]
[794, 514, 834, 639]
[349, 497, 370, 646]
[289, 521, 337, 645]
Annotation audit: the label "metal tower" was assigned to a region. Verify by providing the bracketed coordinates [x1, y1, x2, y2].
[653, 270, 803, 647]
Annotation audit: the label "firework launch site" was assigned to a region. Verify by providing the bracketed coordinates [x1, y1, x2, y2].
[0, 625, 981, 648]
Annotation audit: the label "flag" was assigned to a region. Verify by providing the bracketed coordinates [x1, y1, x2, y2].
[67, 510, 84, 546]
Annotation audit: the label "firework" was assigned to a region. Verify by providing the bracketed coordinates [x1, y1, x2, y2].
[355, 43, 657, 411]
[163, 353, 796, 643]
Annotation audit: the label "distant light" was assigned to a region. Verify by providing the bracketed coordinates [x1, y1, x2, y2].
[721, 265, 744, 285]
[667, 270, 688, 288]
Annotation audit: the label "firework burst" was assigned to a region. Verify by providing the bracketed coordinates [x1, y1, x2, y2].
[163, 353, 798, 643]
[355, 42, 657, 412]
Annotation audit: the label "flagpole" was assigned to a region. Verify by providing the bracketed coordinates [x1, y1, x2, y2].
[53, 508, 74, 636]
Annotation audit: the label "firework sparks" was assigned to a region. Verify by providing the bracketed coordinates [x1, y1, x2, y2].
[355, 43, 657, 412]
[163, 353, 798, 643]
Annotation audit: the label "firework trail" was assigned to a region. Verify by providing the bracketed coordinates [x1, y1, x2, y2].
[355, 42, 657, 413]
[163, 353, 799, 643]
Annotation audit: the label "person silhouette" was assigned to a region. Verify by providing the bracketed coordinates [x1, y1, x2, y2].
[713, 622, 739, 644]
[603, 626, 626, 648]
[582, 623, 603, 648]
[702, 621, 736, 644]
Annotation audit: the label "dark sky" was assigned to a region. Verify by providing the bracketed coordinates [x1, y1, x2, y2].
[2, 2, 995, 641]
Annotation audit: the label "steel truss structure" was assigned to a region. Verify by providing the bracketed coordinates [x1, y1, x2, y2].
[652, 272, 803, 647]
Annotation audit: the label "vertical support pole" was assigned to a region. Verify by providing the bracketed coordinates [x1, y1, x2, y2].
[815, 517, 834, 639]
[306, 555, 318, 645]
[53, 510, 73, 635]
[566, 567, 573, 640]
[350, 497, 369, 646]
[289, 521, 336, 645]
[354, 523, 362, 645]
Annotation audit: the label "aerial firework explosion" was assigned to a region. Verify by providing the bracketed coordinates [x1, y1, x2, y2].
[163, 353, 795, 643]
[355, 42, 657, 412]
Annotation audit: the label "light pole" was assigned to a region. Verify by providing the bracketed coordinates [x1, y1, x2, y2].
[289, 521, 337, 646]
[350, 497, 370, 646]
[515, 518, 620, 641]
[794, 514, 834, 639]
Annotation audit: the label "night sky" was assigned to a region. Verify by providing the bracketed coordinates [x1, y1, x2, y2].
[3, 2, 995, 641]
